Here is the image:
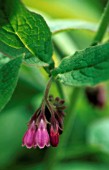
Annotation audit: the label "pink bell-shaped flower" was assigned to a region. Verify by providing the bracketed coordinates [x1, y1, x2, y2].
[22, 121, 36, 149]
[34, 118, 50, 149]
[22, 94, 66, 149]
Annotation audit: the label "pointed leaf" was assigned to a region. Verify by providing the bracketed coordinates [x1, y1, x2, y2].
[52, 43, 109, 86]
[0, 0, 53, 66]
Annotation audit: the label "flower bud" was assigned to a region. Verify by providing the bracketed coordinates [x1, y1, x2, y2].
[50, 123, 59, 147]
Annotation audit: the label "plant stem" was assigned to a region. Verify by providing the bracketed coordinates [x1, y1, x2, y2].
[44, 76, 53, 100]
[59, 87, 80, 147]
[55, 80, 65, 99]
[93, 0, 109, 43]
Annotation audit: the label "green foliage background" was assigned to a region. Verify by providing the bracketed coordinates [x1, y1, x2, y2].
[0, 0, 109, 170]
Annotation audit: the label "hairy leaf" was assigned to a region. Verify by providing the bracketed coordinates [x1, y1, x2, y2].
[0, 0, 53, 66]
[52, 43, 109, 86]
[0, 57, 22, 112]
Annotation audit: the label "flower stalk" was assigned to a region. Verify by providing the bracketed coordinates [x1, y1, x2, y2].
[93, 0, 109, 43]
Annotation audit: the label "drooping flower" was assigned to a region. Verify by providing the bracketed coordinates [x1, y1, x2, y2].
[22, 120, 36, 149]
[22, 95, 66, 149]
[34, 118, 50, 149]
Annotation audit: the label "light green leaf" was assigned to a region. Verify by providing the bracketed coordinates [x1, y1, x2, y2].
[0, 56, 22, 112]
[52, 43, 109, 86]
[87, 118, 109, 153]
[0, 0, 53, 66]
[49, 20, 98, 34]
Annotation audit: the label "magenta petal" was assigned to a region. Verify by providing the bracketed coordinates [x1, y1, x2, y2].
[22, 121, 36, 149]
[35, 129, 50, 149]
[34, 119, 50, 149]
[38, 119, 46, 129]
[35, 129, 45, 148]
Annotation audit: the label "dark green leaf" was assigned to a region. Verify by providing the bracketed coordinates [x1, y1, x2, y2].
[0, 56, 22, 112]
[52, 43, 109, 86]
[0, 0, 53, 66]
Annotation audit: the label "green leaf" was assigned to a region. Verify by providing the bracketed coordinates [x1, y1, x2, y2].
[0, 53, 10, 68]
[0, 0, 53, 66]
[49, 20, 98, 34]
[87, 118, 109, 153]
[0, 56, 22, 112]
[52, 43, 109, 86]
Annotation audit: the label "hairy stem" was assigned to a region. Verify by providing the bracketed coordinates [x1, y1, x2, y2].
[44, 76, 53, 101]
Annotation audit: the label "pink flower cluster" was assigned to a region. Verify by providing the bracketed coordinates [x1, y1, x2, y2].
[22, 118, 50, 149]
[22, 96, 65, 149]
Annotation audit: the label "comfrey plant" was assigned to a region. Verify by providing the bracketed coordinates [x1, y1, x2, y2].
[22, 78, 65, 149]
[0, 0, 109, 159]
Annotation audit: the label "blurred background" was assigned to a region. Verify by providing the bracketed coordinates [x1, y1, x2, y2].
[1, 0, 109, 170]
